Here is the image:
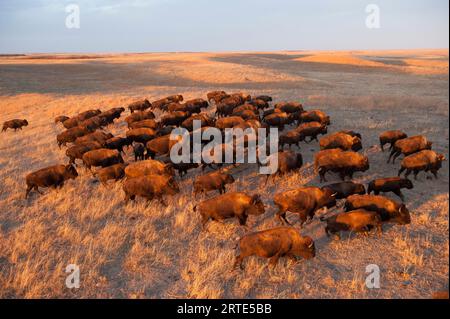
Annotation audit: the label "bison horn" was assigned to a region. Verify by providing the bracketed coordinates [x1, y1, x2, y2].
[307, 242, 313, 249]
[331, 192, 338, 197]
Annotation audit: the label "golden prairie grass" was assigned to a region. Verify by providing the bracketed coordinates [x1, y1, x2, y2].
[0, 50, 448, 298]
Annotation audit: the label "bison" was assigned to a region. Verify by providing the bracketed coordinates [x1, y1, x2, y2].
[263, 150, 303, 184]
[388, 135, 432, 163]
[233, 227, 315, 269]
[125, 111, 156, 127]
[66, 141, 102, 165]
[123, 174, 180, 205]
[297, 122, 328, 143]
[2, 119, 28, 132]
[319, 132, 362, 151]
[345, 194, 411, 225]
[74, 131, 113, 147]
[379, 130, 407, 151]
[95, 163, 127, 185]
[367, 177, 413, 201]
[128, 99, 152, 113]
[181, 113, 215, 131]
[275, 102, 303, 114]
[273, 186, 337, 226]
[193, 170, 235, 197]
[398, 150, 445, 180]
[57, 126, 91, 148]
[321, 181, 366, 200]
[264, 112, 294, 130]
[194, 192, 265, 228]
[133, 143, 146, 161]
[82, 149, 124, 171]
[124, 159, 174, 178]
[322, 209, 383, 239]
[25, 164, 78, 198]
[215, 116, 246, 130]
[314, 149, 369, 182]
[54, 116, 69, 124]
[299, 110, 330, 125]
[160, 111, 190, 127]
[129, 119, 159, 130]
[126, 128, 157, 144]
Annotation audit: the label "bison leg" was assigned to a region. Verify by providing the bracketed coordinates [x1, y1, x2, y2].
[339, 171, 346, 181]
[413, 170, 420, 180]
[318, 168, 327, 183]
[238, 214, 248, 227]
[276, 208, 291, 225]
[391, 152, 401, 164]
[233, 255, 245, 270]
[393, 189, 405, 202]
[380, 142, 384, 152]
[404, 169, 412, 179]
[268, 253, 281, 269]
[25, 185, 33, 199]
[387, 149, 396, 163]
[431, 169, 439, 179]
[398, 167, 406, 177]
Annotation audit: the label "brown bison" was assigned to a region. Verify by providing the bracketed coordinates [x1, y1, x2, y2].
[297, 122, 328, 142]
[123, 174, 179, 205]
[99, 107, 125, 124]
[55, 116, 69, 124]
[275, 101, 304, 114]
[264, 112, 294, 130]
[62, 109, 101, 129]
[25, 164, 78, 198]
[273, 186, 337, 226]
[66, 141, 102, 165]
[322, 209, 382, 239]
[314, 149, 369, 182]
[79, 115, 109, 131]
[207, 91, 229, 104]
[95, 163, 127, 185]
[125, 110, 156, 127]
[345, 194, 411, 225]
[57, 126, 91, 148]
[368, 177, 413, 201]
[398, 150, 445, 180]
[194, 192, 265, 228]
[254, 95, 273, 103]
[74, 131, 113, 147]
[319, 132, 362, 151]
[279, 129, 302, 149]
[181, 113, 215, 131]
[264, 150, 303, 184]
[248, 98, 270, 110]
[160, 111, 190, 127]
[234, 227, 315, 269]
[128, 99, 151, 113]
[105, 137, 132, 154]
[126, 128, 157, 144]
[388, 135, 432, 163]
[2, 119, 29, 132]
[82, 149, 124, 170]
[129, 119, 159, 130]
[300, 110, 330, 125]
[379, 130, 407, 151]
[215, 116, 246, 130]
[339, 130, 362, 140]
[193, 170, 235, 196]
[321, 181, 366, 200]
[146, 134, 180, 158]
[124, 159, 174, 178]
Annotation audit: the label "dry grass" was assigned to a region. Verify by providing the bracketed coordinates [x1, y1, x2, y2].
[0, 50, 448, 299]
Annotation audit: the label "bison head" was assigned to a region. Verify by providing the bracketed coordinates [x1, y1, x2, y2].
[321, 188, 337, 208]
[295, 236, 315, 259]
[351, 137, 363, 151]
[64, 164, 78, 179]
[22, 119, 29, 126]
[401, 178, 414, 190]
[396, 204, 411, 225]
[247, 194, 265, 216]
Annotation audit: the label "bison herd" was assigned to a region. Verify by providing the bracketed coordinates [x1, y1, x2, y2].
[2, 90, 446, 269]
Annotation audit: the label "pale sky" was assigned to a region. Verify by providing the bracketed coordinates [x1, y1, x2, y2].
[0, 0, 448, 53]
